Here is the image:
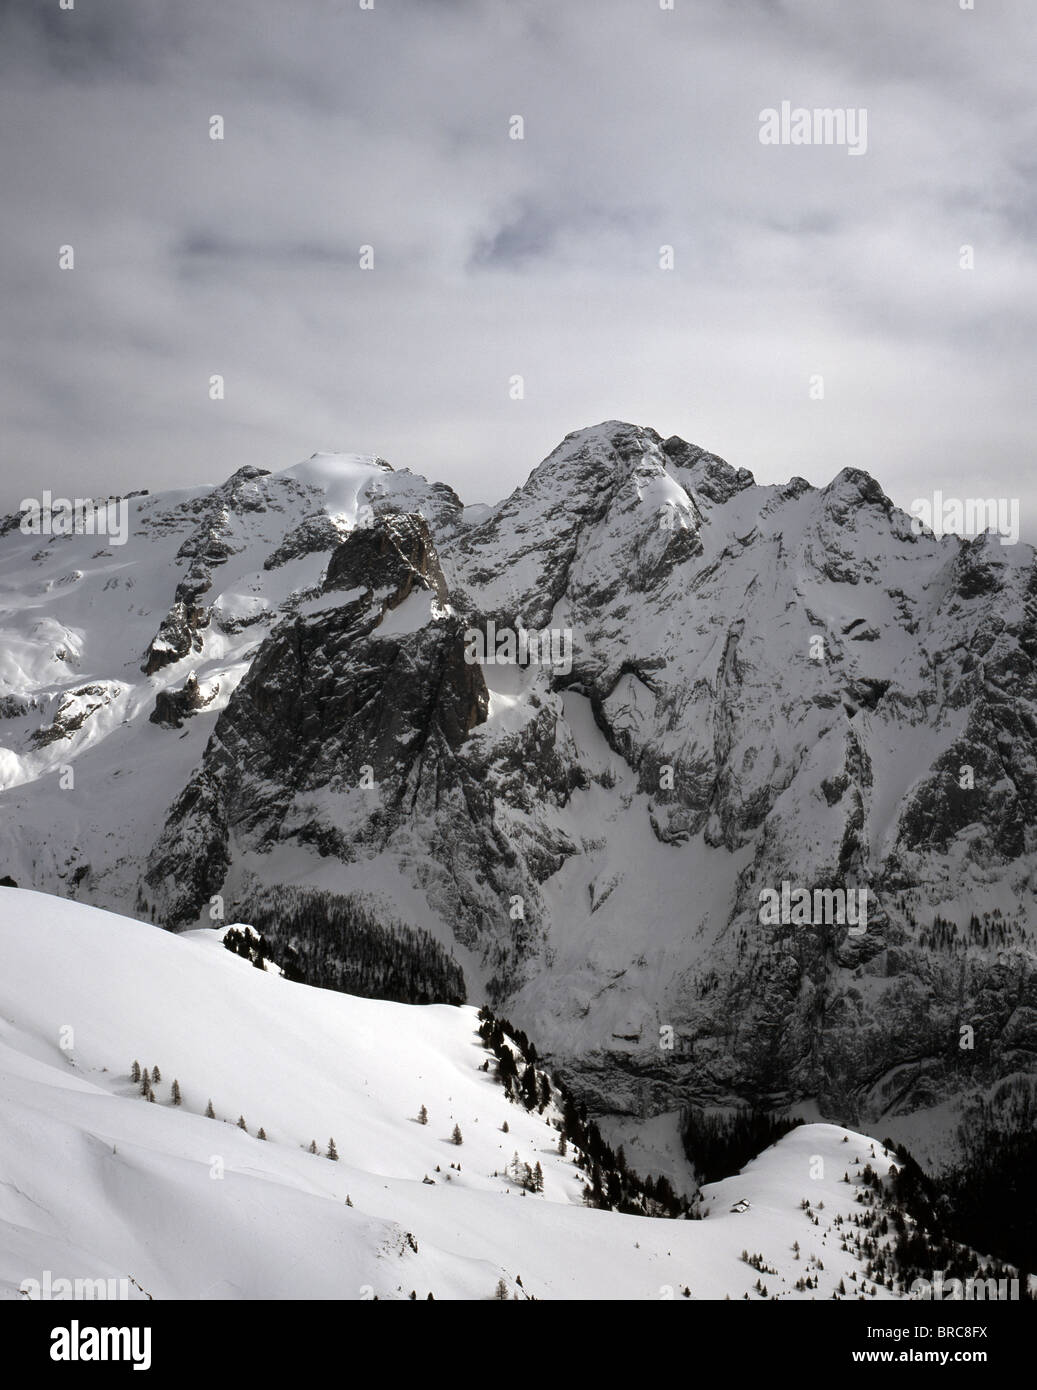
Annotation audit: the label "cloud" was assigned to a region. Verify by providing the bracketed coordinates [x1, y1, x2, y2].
[0, 0, 1034, 539]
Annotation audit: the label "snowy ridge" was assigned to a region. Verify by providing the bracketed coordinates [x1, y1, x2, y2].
[0, 889, 941, 1301]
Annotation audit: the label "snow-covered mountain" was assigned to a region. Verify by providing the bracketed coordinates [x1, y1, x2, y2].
[0, 888, 1005, 1301]
[1, 422, 1035, 1183]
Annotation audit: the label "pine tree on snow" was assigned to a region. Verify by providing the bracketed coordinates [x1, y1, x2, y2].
[131, 1060, 141, 1084]
[520, 1064, 538, 1111]
[451, 1124, 463, 1146]
[327, 1138, 339, 1160]
[171, 1079, 182, 1105]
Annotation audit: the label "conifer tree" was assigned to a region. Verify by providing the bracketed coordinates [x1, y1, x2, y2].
[451, 1123, 463, 1146]
[418, 1105, 428, 1125]
[258, 1127, 267, 1140]
[309, 1139, 318, 1154]
[494, 1277, 509, 1300]
[171, 1079, 182, 1106]
[237, 1116, 247, 1131]
[205, 1099, 215, 1118]
[327, 1138, 339, 1160]
[521, 1064, 538, 1111]
[152, 1065, 161, 1084]
[131, 1060, 141, 1084]
[140, 1067, 150, 1095]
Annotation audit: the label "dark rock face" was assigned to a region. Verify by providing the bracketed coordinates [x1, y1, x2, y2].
[31, 685, 117, 747]
[141, 466, 271, 674]
[150, 673, 218, 728]
[146, 513, 489, 924]
[264, 513, 346, 570]
[324, 512, 449, 605]
[0, 694, 38, 719]
[661, 433, 755, 504]
[143, 599, 201, 675]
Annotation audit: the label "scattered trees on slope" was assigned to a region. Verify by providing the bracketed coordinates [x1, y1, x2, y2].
[476, 1006, 691, 1219]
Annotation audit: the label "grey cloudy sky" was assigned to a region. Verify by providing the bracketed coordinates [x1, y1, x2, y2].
[1, 0, 1035, 534]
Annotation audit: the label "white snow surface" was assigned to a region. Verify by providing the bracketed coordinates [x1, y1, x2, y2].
[0, 889, 909, 1302]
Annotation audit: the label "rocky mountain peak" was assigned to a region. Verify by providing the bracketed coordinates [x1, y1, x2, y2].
[325, 512, 448, 606]
[821, 465, 894, 518]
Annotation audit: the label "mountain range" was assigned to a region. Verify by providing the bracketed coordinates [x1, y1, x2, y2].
[1, 420, 1034, 1209]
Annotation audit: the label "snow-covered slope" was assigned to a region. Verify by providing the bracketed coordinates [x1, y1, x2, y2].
[0, 889, 939, 1301]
